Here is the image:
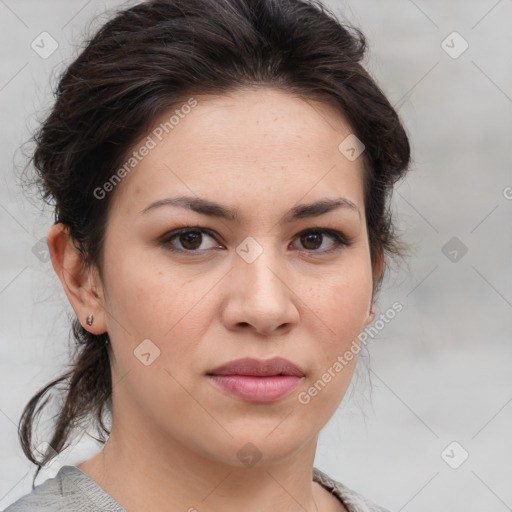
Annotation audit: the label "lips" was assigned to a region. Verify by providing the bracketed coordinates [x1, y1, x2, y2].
[207, 356, 305, 378]
[207, 357, 305, 402]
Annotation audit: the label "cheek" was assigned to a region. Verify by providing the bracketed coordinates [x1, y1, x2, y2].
[102, 246, 218, 361]
[303, 258, 372, 396]
[311, 259, 373, 337]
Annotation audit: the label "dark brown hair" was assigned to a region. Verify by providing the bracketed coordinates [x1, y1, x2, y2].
[18, 0, 411, 487]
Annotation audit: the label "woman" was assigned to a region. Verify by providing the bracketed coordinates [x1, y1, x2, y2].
[6, 0, 411, 510]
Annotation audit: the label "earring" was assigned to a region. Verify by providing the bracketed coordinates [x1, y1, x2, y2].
[86, 314, 94, 326]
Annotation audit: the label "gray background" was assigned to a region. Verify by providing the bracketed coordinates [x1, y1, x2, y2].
[1, 0, 511, 510]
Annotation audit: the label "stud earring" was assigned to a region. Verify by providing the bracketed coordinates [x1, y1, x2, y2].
[86, 314, 94, 326]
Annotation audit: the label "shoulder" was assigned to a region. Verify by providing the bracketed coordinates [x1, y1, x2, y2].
[313, 467, 394, 512]
[5, 465, 390, 512]
[3, 468, 64, 512]
[3, 465, 125, 512]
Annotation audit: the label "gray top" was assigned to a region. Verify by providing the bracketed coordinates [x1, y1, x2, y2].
[4, 465, 392, 512]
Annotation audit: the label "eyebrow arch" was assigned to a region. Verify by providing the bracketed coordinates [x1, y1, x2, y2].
[140, 195, 361, 222]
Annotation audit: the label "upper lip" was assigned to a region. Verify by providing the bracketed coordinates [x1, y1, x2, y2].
[208, 357, 305, 377]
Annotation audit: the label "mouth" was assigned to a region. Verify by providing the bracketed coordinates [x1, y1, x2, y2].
[207, 357, 305, 403]
[207, 356, 305, 378]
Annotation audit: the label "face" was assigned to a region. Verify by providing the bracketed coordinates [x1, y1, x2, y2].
[92, 87, 378, 467]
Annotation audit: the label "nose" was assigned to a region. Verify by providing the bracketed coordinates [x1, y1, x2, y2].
[220, 243, 300, 336]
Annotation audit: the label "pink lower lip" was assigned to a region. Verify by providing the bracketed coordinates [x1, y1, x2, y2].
[208, 374, 303, 403]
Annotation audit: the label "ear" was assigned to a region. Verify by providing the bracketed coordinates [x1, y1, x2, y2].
[46, 223, 108, 335]
[364, 248, 384, 326]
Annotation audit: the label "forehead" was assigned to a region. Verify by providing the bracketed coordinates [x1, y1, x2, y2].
[162, 87, 355, 160]
[109, 87, 365, 218]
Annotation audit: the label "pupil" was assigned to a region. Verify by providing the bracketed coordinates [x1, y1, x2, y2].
[181, 231, 202, 250]
[302, 232, 321, 250]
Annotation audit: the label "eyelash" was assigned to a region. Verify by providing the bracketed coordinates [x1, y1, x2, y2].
[159, 226, 350, 255]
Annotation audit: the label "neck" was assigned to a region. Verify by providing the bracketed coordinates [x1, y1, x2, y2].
[78, 420, 334, 512]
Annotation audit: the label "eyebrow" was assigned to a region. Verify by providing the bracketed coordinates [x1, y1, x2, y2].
[140, 195, 361, 222]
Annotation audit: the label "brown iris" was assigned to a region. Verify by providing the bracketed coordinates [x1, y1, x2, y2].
[180, 230, 203, 250]
[300, 232, 323, 250]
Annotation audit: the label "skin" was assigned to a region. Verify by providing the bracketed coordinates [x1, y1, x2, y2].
[48, 87, 383, 512]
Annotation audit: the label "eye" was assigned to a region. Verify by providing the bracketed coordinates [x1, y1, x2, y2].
[160, 228, 221, 253]
[160, 227, 349, 255]
[292, 228, 349, 254]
